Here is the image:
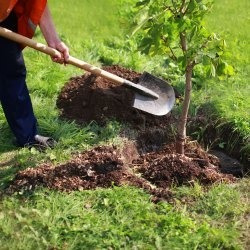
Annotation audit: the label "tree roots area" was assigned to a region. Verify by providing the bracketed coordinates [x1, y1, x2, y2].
[8, 66, 241, 201]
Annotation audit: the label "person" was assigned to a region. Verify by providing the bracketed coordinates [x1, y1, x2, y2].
[0, 0, 69, 148]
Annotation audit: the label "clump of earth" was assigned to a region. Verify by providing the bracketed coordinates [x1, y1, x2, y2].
[57, 65, 174, 129]
[7, 142, 235, 202]
[6, 65, 238, 201]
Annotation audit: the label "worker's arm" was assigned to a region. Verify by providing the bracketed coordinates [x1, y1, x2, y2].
[39, 4, 69, 63]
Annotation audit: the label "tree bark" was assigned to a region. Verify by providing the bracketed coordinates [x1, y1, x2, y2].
[176, 63, 194, 154]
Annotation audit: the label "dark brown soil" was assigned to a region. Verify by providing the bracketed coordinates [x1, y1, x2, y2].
[7, 145, 171, 201]
[6, 65, 238, 201]
[57, 65, 173, 129]
[7, 142, 235, 201]
[134, 142, 235, 189]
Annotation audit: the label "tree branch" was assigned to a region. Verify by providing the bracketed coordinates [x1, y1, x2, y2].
[161, 35, 178, 61]
[179, 0, 187, 14]
[162, 6, 176, 15]
[180, 32, 188, 52]
[170, 47, 178, 61]
[191, 37, 212, 62]
[183, 0, 192, 15]
[171, 0, 178, 15]
[199, 37, 211, 50]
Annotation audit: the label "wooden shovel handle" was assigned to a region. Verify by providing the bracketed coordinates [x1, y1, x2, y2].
[0, 27, 127, 85]
[0, 27, 159, 99]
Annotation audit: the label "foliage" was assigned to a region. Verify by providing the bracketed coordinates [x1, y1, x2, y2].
[131, 0, 235, 153]
[132, 0, 233, 77]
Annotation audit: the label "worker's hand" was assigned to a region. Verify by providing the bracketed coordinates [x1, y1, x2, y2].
[48, 41, 70, 64]
[39, 4, 69, 64]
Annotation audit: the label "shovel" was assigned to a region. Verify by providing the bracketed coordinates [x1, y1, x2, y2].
[0, 27, 175, 116]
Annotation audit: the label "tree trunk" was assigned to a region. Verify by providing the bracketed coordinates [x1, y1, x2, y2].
[176, 63, 194, 154]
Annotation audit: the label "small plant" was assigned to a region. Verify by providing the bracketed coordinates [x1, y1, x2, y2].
[133, 0, 233, 154]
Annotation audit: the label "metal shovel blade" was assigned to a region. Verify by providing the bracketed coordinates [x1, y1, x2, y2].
[133, 72, 175, 116]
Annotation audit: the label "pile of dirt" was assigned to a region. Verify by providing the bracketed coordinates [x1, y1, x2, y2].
[7, 145, 171, 201]
[7, 143, 235, 201]
[57, 65, 173, 129]
[134, 142, 235, 189]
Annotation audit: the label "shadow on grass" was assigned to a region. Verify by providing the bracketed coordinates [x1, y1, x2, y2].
[188, 102, 250, 171]
[0, 125, 18, 154]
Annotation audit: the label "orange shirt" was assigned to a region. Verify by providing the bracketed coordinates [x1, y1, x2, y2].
[0, 0, 18, 22]
[0, 0, 47, 39]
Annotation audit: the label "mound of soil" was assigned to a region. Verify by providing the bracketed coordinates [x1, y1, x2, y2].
[57, 65, 173, 129]
[7, 143, 235, 201]
[6, 65, 238, 201]
[135, 143, 235, 189]
[7, 145, 171, 201]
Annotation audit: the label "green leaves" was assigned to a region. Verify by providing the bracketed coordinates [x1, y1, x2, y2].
[135, 0, 151, 8]
[139, 37, 154, 54]
[133, 1, 213, 59]
[132, 0, 236, 84]
[132, 0, 232, 77]
[217, 60, 235, 76]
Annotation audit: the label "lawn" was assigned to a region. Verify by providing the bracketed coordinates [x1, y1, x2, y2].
[0, 181, 249, 249]
[193, 0, 250, 159]
[0, 0, 249, 249]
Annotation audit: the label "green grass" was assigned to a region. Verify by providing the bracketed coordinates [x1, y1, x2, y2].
[192, 0, 250, 156]
[0, 0, 249, 249]
[0, 181, 249, 249]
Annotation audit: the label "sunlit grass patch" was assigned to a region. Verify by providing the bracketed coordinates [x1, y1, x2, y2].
[0, 184, 247, 249]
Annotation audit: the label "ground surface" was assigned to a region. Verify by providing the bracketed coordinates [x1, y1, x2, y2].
[7, 143, 235, 201]
[0, 0, 249, 249]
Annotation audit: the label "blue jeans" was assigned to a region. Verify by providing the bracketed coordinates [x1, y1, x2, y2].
[0, 12, 37, 146]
